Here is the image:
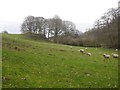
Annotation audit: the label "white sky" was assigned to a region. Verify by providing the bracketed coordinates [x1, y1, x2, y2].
[0, 0, 119, 33]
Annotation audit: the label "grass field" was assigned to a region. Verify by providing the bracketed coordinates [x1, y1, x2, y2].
[2, 34, 118, 88]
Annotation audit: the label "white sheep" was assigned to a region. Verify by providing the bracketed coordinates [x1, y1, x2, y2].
[80, 49, 84, 53]
[115, 49, 118, 51]
[86, 52, 91, 56]
[112, 53, 119, 58]
[103, 53, 110, 59]
[85, 48, 87, 50]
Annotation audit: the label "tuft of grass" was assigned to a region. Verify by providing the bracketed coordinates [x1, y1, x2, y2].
[2, 34, 118, 88]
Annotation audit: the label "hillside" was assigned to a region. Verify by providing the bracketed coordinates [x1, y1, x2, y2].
[2, 34, 118, 88]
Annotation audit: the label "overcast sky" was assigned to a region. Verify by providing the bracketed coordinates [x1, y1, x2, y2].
[0, 0, 119, 33]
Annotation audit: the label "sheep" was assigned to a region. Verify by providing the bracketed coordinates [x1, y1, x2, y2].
[86, 52, 91, 56]
[115, 49, 118, 51]
[103, 53, 110, 59]
[85, 48, 87, 50]
[79, 49, 84, 53]
[112, 53, 119, 58]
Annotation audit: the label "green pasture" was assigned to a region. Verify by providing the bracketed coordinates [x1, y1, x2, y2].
[2, 34, 118, 88]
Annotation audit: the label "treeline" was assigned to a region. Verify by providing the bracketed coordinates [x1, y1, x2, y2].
[21, 15, 82, 44]
[21, 7, 119, 48]
[80, 8, 119, 48]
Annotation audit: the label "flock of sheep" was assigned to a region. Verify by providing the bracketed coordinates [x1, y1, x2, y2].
[79, 48, 119, 59]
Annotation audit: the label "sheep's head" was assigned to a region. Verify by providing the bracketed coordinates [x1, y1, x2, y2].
[80, 49, 84, 53]
[103, 53, 106, 56]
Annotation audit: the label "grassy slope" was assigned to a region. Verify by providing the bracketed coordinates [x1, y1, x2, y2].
[2, 34, 118, 88]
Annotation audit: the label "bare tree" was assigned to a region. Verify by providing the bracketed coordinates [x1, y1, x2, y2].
[21, 15, 35, 33]
[51, 15, 63, 42]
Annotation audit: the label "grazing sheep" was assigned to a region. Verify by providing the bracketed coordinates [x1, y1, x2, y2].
[86, 52, 91, 56]
[85, 48, 87, 50]
[103, 53, 110, 59]
[115, 49, 118, 51]
[112, 53, 119, 58]
[80, 49, 84, 53]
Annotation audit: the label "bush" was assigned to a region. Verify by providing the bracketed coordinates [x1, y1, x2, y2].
[24, 32, 46, 40]
[2, 30, 8, 34]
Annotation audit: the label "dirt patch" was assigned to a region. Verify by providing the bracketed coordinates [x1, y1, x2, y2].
[59, 49, 66, 52]
[13, 46, 25, 51]
[2, 76, 11, 81]
[48, 53, 54, 56]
